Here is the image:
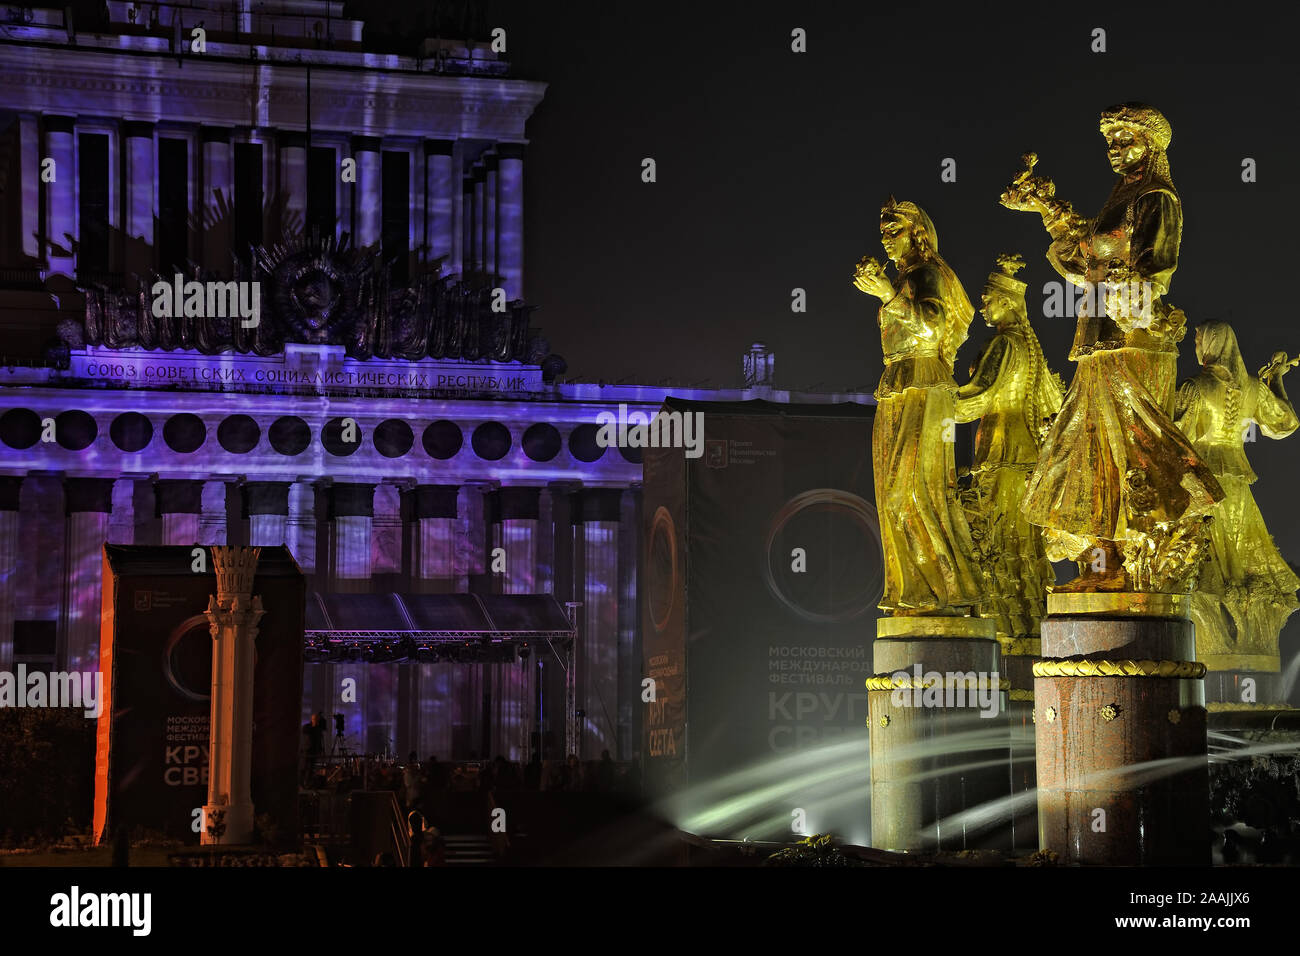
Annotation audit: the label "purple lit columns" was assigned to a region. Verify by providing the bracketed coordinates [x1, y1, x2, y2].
[490, 486, 539, 761]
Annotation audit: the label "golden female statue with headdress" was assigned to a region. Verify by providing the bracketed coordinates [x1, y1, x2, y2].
[1175, 322, 1300, 672]
[852, 198, 984, 614]
[999, 103, 1223, 593]
[954, 254, 1064, 637]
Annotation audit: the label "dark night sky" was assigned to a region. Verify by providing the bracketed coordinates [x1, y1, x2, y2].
[381, 0, 1300, 668]
[439, 2, 1299, 564]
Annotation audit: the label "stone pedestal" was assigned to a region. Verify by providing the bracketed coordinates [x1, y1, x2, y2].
[998, 635, 1039, 853]
[867, 615, 1006, 852]
[1034, 592, 1208, 865]
[202, 546, 264, 846]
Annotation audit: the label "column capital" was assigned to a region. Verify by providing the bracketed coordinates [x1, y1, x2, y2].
[64, 477, 114, 514]
[403, 484, 459, 520]
[43, 114, 75, 134]
[328, 482, 375, 519]
[201, 126, 233, 143]
[0, 477, 22, 511]
[242, 481, 290, 517]
[279, 130, 308, 150]
[350, 135, 381, 154]
[572, 488, 623, 524]
[154, 478, 203, 515]
[496, 142, 526, 161]
[424, 139, 455, 156]
[490, 486, 540, 522]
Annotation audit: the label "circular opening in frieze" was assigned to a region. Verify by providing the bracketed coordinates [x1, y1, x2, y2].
[522, 423, 562, 462]
[374, 419, 414, 458]
[110, 412, 153, 453]
[269, 416, 311, 456]
[568, 423, 606, 463]
[55, 410, 98, 451]
[471, 422, 512, 461]
[217, 414, 260, 454]
[163, 413, 206, 454]
[0, 408, 41, 449]
[422, 420, 464, 460]
[322, 417, 363, 457]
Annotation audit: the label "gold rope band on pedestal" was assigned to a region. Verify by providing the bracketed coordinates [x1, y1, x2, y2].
[1032, 659, 1206, 678]
[865, 675, 1005, 691]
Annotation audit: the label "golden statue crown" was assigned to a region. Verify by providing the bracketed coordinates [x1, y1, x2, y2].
[1100, 103, 1172, 150]
[986, 253, 1027, 296]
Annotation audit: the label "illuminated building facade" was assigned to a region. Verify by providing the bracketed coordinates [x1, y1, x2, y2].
[0, 1, 867, 765]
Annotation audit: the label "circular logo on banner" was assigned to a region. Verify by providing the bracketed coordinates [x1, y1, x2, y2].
[163, 614, 213, 702]
[762, 489, 883, 623]
[647, 506, 679, 633]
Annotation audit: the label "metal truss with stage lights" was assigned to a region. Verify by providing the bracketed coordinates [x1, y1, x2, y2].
[303, 591, 579, 747]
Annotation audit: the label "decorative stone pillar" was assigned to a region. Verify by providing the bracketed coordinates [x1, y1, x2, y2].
[107, 479, 135, 545]
[43, 115, 76, 271]
[372, 484, 402, 580]
[574, 489, 622, 759]
[496, 143, 525, 301]
[18, 114, 40, 261]
[1034, 592, 1208, 865]
[458, 481, 494, 756]
[330, 483, 374, 591]
[17, 476, 66, 629]
[490, 487, 539, 761]
[201, 127, 234, 274]
[61, 478, 113, 672]
[369, 484, 402, 755]
[0, 477, 22, 670]
[351, 136, 381, 248]
[202, 546, 264, 846]
[461, 175, 475, 272]
[279, 131, 307, 239]
[329, 483, 374, 753]
[483, 153, 498, 280]
[199, 480, 230, 545]
[123, 121, 155, 276]
[472, 164, 486, 271]
[424, 140, 456, 270]
[285, 481, 317, 576]
[155, 479, 202, 545]
[401, 484, 458, 760]
[543, 481, 579, 760]
[866, 616, 1006, 851]
[457, 481, 494, 593]
[406, 485, 459, 594]
[244, 481, 289, 547]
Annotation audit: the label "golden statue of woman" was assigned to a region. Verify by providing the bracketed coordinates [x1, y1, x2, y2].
[852, 198, 984, 614]
[1000, 103, 1222, 592]
[1175, 322, 1300, 670]
[954, 254, 1064, 637]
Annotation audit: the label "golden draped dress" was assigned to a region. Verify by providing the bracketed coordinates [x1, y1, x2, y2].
[873, 257, 984, 613]
[1021, 171, 1222, 564]
[1175, 342, 1300, 668]
[955, 327, 1061, 636]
